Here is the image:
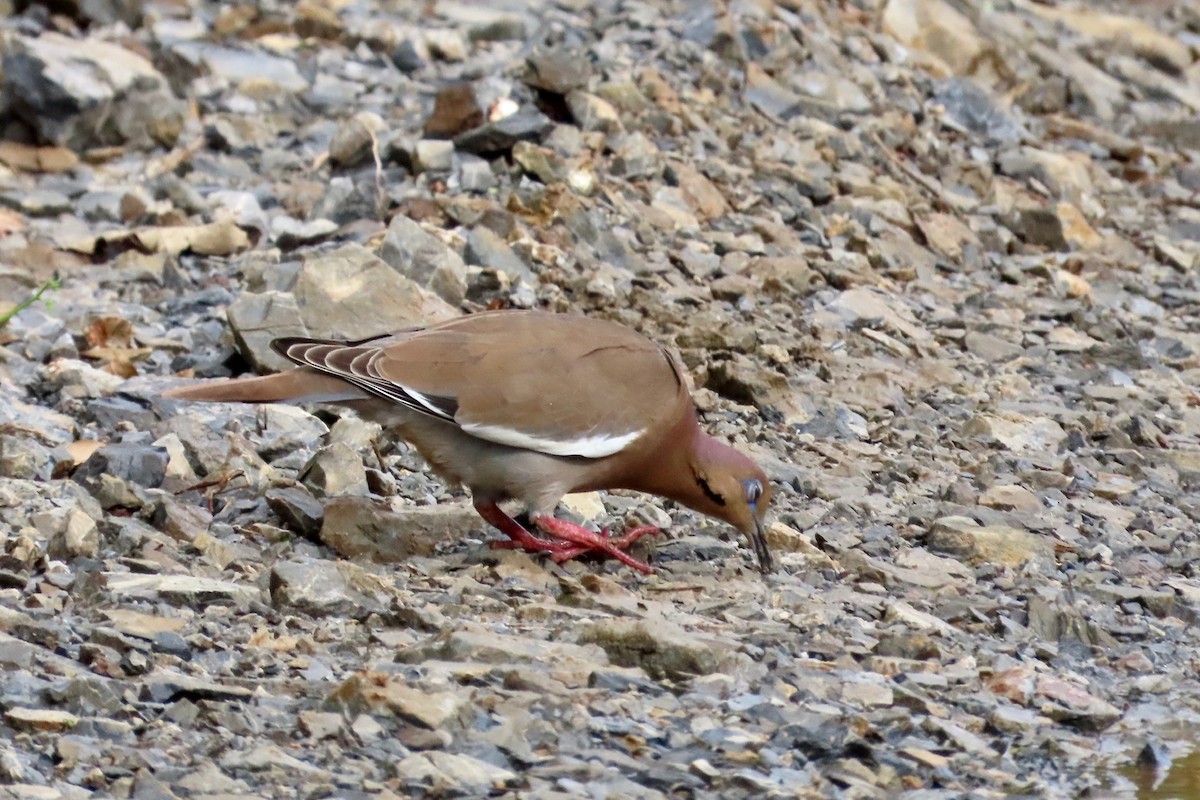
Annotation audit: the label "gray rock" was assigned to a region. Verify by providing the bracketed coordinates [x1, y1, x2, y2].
[457, 155, 497, 192]
[2, 33, 185, 149]
[266, 486, 326, 539]
[256, 406, 329, 461]
[142, 671, 255, 705]
[379, 216, 468, 305]
[292, 244, 458, 340]
[226, 290, 309, 373]
[319, 498, 480, 562]
[464, 226, 531, 282]
[163, 41, 309, 93]
[74, 443, 168, 492]
[525, 50, 590, 95]
[413, 139, 455, 172]
[744, 63, 804, 120]
[302, 442, 369, 497]
[454, 108, 553, 155]
[933, 78, 1029, 143]
[104, 574, 263, 608]
[270, 559, 383, 617]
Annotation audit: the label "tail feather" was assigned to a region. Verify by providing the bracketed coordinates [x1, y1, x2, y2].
[161, 368, 364, 404]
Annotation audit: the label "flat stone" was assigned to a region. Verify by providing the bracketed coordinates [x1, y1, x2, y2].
[270, 560, 383, 617]
[319, 498, 480, 562]
[4, 707, 78, 732]
[927, 516, 1053, 567]
[577, 619, 732, 681]
[329, 673, 471, 730]
[141, 671, 254, 704]
[395, 751, 517, 794]
[292, 244, 458, 340]
[961, 413, 1067, 454]
[454, 108, 552, 155]
[104, 574, 263, 608]
[979, 485, 1042, 512]
[226, 290, 309, 372]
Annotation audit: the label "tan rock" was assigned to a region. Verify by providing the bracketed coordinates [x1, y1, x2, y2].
[329, 673, 472, 730]
[961, 413, 1067, 454]
[979, 484, 1042, 512]
[881, 0, 986, 77]
[1029, 5, 1191, 76]
[5, 707, 78, 732]
[928, 516, 1053, 567]
[916, 213, 979, 261]
[998, 147, 1093, 201]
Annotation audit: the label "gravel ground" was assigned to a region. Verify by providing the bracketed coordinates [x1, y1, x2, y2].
[3, 0, 1200, 797]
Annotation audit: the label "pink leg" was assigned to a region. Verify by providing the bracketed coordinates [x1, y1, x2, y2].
[472, 502, 658, 574]
[474, 502, 581, 556]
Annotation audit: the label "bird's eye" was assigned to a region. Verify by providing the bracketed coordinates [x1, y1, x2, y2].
[744, 479, 763, 504]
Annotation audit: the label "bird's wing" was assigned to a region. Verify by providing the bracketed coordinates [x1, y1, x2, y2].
[272, 311, 688, 459]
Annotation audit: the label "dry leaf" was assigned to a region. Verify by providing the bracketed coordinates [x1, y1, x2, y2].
[80, 346, 152, 378]
[65, 439, 106, 465]
[64, 219, 251, 259]
[0, 141, 79, 173]
[86, 317, 134, 349]
[135, 219, 251, 255]
[82, 316, 150, 377]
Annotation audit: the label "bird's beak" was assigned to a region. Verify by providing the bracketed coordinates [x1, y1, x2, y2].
[747, 515, 773, 574]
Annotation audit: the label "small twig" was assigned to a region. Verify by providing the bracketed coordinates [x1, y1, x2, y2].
[177, 469, 246, 513]
[366, 125, 386, 220]
[868, 131, 965, 212]
[0, 276, 60, 328]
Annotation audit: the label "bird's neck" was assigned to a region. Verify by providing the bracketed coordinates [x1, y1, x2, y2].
[620, 412, 719, 511]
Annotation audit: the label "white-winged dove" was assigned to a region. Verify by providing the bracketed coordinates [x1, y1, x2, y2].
[164, 310, 773, 573]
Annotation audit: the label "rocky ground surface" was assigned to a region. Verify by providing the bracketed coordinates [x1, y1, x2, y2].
[1, 0, 1200, 797]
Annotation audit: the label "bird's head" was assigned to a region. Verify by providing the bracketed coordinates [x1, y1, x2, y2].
[688, 435, 774, 573]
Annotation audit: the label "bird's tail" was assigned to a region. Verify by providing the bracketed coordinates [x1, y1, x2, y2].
[161, 368, 364, 404]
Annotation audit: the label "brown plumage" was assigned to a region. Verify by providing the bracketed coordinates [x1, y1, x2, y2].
[164, 310, 773, 574]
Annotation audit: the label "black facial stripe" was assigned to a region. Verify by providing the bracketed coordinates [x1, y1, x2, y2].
[697, 477, 726, 507]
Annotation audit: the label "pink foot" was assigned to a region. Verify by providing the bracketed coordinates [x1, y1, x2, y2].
[532, 517, 658, 574]
[473, 501, 657, 574]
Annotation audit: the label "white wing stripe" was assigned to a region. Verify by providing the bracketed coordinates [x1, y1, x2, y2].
[460, 423, 642, 458]
[405, 388, 456, 419]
